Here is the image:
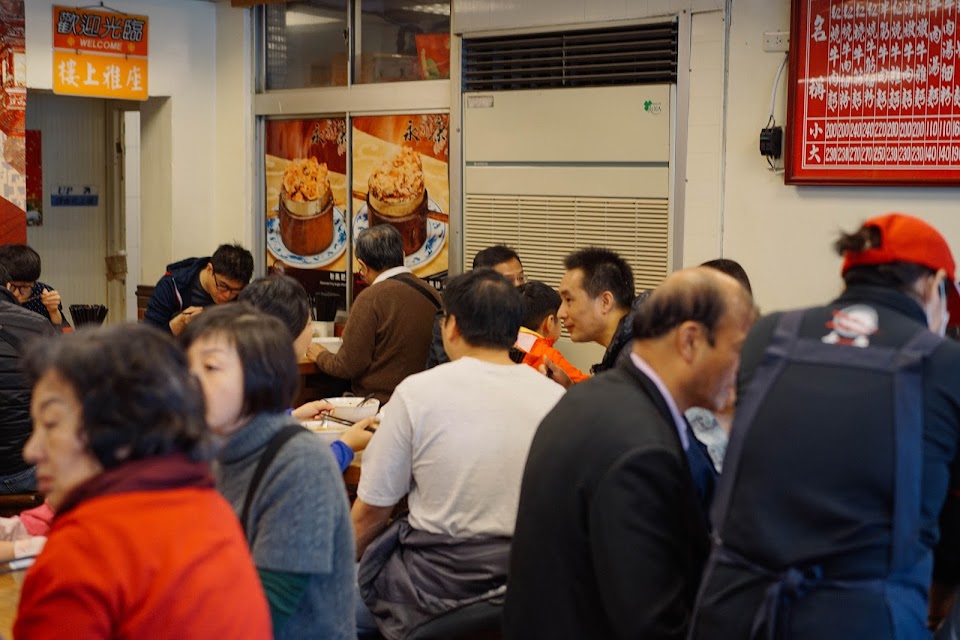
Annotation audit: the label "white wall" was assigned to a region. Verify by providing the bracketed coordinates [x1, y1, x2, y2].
[722, 0, 960, 314]
[24, 94, 107, 314]
[453, 0, 722, 33]
[24, 0, 252, 285]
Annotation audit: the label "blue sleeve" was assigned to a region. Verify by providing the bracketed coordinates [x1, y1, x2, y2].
[330, 440, 355, 472]
[143, 277, 179, 331]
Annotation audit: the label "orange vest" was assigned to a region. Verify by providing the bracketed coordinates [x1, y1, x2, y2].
[515, 328, 589, 384]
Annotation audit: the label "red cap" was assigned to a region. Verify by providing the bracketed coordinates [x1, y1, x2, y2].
[842, 213, 960, 321]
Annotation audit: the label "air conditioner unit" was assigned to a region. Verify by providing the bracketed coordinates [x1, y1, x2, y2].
[462, 84, 672, 371]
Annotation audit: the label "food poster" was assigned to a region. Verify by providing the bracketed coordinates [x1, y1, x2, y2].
[0, 0, 25, 244]
[351, 114, 449, 299]
[264, 118, 348, 312]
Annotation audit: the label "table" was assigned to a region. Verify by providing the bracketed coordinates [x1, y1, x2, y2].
[296, 358, 351, 405]
[0, 572, 22, 638]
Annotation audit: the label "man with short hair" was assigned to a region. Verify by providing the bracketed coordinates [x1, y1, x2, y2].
[0, 262, 56, 493]
[0, 244, 69, 330]
[504, 267, 756, 640]
[556, 247, 648, 379]
[144, 243, 253, 336]
[307, 224, 440, 405]
[353, 268, 565, 639]
[425, 244, 526, 368]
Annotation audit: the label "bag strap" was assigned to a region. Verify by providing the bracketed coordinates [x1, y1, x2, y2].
[240, 424, 306, 538]
[0, 324, 23, 353]
[394, 274, 441, 310]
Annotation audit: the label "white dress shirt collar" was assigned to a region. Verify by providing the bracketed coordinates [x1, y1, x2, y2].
[372, 265, 412, 285]
[629, 352, 690, 451]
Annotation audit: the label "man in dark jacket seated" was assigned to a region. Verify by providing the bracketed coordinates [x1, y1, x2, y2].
[0, 263, 55, 493]
[143, 243, 253, 335]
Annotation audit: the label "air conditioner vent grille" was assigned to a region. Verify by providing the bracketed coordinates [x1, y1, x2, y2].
[463, 23, 678, 91]
[463, 194, 669, 294]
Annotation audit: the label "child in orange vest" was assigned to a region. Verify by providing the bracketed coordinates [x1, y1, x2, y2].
[514, 281, 588, 384]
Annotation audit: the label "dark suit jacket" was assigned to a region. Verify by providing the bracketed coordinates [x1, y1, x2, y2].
[504, 357, 710, 640]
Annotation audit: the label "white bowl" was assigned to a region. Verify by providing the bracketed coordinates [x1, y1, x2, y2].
[324, 396, 380, 423]
[303, 420, 348, 445]
[311, 336, 343, 354]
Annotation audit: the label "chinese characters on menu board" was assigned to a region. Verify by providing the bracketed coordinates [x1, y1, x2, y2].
[788, 0, 960, 184]
[52, 5, 148, 101]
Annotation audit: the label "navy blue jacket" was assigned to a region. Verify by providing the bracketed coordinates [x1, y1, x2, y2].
[143, 256, 211, 333]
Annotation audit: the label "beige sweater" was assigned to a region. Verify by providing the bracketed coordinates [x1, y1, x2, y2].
[314, 275, 441, 404]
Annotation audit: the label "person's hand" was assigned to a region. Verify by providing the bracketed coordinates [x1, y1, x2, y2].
[338, 416, 377, 452]
[305, 342, 329, 362]
[40, 287, 64, 326]
[291, 400, 335, 421]
[170, 306, 203, 336]
[539, 357, 574, 389]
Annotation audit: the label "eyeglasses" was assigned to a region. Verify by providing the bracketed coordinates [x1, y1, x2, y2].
[9, 282, 34, 297]
[211, 268, 243, 296]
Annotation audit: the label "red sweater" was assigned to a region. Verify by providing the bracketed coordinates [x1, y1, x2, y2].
[15, 485, 271, 639]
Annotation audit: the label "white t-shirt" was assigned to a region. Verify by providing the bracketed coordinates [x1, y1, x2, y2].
[358, 356, 566, 538]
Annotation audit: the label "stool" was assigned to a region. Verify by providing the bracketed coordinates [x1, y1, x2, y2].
[0, 493, 43, 518]
[407, 599, 503, 640]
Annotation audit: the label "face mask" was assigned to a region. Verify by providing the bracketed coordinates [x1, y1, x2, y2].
[927, 278, 949, 337]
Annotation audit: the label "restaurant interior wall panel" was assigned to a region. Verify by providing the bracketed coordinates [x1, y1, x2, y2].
[214, 3, 254, 262]
[139, 97, 173, 291]
[453, 0, 723, 35]
[681, 10, 725, 268]
[24, 93, 108, 314]
[721, 0, 960, 315]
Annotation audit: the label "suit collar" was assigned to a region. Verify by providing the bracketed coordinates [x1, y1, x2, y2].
[617, 357, 679, 436]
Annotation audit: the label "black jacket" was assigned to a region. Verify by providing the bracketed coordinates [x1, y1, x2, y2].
[505, 357, 709, 640]
[143, 256, 212, 332]
[690, 285, 960, 640]
[591, 291, 650, 374]
[0, 288, 55, 476]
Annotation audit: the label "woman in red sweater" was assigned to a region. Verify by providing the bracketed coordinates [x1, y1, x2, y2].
[14, 323, 271, 639]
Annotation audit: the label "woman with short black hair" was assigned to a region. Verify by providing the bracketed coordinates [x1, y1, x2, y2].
[14, 323, 270, 639]
[182, 303, 356, 639]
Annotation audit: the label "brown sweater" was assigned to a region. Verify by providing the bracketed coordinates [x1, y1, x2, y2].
[315, 274, 441, 405]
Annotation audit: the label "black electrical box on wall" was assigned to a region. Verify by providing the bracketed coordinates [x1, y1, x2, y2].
[759, 126, 783, 159]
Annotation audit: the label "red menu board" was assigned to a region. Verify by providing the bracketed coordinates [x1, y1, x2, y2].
[787, 0, 960, 184]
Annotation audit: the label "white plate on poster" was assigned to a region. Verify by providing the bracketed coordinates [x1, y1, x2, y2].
[353, 199, 446, 270]
[266, 207, 347, 269]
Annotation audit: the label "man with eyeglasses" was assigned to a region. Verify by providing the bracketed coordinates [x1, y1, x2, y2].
[144, 243, 253, 336]
[0, 244, 69, 330]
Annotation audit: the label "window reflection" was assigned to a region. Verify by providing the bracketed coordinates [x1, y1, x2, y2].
[265, 1, 349, 90]
[357, 1, 450, 84]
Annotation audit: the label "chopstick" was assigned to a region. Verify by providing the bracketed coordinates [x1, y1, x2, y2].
[318, 413, 356, 427]
[0, 555, 36, 575]
[311, 413, 379, 433]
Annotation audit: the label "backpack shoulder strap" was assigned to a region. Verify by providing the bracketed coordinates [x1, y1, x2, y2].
[240, 424, 307, 538]
[393, 274, 442, 310]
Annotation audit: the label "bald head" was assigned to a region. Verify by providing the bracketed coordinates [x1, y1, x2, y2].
[633, 267, 754, 346]
[632, 267, 756, 412]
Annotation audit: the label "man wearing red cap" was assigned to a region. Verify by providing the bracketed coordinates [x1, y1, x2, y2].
[688, 213, 960, 639]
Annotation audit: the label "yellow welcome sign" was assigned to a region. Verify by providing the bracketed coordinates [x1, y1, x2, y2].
[52, 6, 149, 100]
